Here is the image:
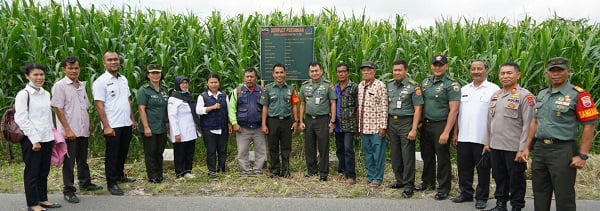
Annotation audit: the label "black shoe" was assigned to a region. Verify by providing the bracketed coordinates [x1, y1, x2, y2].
[388, 182, 405, 189]
[64, 192, 80, 203]
[119, 177, 137, 183]
[108, 184, 124, 196]
[452, 194, 473, 203]
[510, 208, 521, 211]
[475, 200, 488, 209]
[483, 203, 507, 211]
[319, 176, 328, 182]
[39, 202, 62, 208]
[434, 192, 448, 200]
[402, 189, 414, 198]
[80, 183, 103, 191]
[27, 207, 47, 211]
[414, 183, 432, 191]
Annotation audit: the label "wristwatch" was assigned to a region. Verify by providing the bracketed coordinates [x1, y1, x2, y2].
[329, 120, 335, 124]
[579, 153, 589, 160]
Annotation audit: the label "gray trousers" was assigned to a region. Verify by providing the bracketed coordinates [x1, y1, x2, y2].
[236, 127, 267, 172]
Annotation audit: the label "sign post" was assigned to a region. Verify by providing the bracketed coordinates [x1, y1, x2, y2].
[260, 26, 314, 81]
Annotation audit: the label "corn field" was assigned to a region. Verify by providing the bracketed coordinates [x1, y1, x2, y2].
[1, 0, 599, 156]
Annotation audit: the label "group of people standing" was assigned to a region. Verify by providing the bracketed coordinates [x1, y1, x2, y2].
[12, 50, 597, 211]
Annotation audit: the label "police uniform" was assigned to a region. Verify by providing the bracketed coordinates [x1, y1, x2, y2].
[260, 82, 296, 177]
[136, 83, 169, 182]
[532, 82, 598, 211]
[483, 87, 535, 210]
[299, 78, 337, 178]
[420, 73, 461, 194]
[387, 77, 423, 192]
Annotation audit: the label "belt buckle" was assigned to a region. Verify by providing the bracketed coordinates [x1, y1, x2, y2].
[393, 115, 398, 120]
[278, 116, 284, 120]
[311, 115, 317, 119]
[543, 139, 553, 144]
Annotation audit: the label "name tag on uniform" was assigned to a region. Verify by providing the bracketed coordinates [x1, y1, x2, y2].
[396, 100, 402, 108]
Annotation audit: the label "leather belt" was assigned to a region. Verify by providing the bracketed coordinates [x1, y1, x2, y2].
[534, 137, 573, 144]
[269, 116, 290, 120]
[307, 115, 327, 119]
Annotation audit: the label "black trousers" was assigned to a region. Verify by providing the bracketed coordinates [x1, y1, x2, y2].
[62, 136, 92, 194]
[202, 131, 229, 173]
[490, 149, 526, 209]
[104, 126, 132, 186]
[388, 116, 416, 190]
[21, 138, 54, 206]
[267, 117, 293, 175]
[304, 116, 330, 177]
[419, 120, 452, 193]
[142, 133, 167, 180]
[457, 142, 490, 200]
[173, 140, 196, 177]
[335, 132, 356, 179]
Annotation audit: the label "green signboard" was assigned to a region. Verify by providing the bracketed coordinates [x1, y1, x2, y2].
[260, 26, 314, 81]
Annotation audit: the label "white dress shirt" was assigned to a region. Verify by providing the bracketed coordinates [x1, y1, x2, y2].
[92, 71, 132, 128]
[168, 97, 198, 143]
[457, 80, 500, 144]
[196, 91, 229, 135]
[14, 85, 54, 144]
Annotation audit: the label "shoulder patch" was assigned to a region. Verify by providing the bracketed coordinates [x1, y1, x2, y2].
[409, 79, 417, 85]
[302, 80, 310, 85]
[573, 86, 585, 93]
[143, 84, 150, 88]
[323, 79, 331, 83]
[387, 79, 394, 83]
[526, 94, 535, 106]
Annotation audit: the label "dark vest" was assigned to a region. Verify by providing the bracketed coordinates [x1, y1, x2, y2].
[199, 91, 228, 131]
[237, 85, 262, 129]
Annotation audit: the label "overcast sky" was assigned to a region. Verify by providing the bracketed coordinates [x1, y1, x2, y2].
[58, 0, 599, 29]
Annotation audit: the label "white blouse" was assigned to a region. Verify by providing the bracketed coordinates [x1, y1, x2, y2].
[14, 85, 54, 144]
[167, 97, 198, 143]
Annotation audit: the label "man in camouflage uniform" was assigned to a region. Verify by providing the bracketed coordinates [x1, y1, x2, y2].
[522, 57, 598, 211]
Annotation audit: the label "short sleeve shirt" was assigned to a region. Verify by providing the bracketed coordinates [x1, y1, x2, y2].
[260, 82, 295, 117]
[51, 77, 91, 137]
[534, 82, 598, 141]
[485, 87, 535, 151]
[387, 77, 424, 117]
[299, 78, 337, 116]
[92, 71, 132, 128]
[421, 74, 461, 121]
[137, 83, 169, 134]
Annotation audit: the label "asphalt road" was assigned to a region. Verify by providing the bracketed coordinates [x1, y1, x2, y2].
[2, 194, 600, 211]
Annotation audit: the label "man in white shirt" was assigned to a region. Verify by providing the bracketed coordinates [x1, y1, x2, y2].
[452, 60, 499, 209]
[92, 51, 137, 196]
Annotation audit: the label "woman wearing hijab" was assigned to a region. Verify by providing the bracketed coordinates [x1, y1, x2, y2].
[15, 63, 61, 211]
[196, 73, 232, 180]
[137, 64, 169, 183]
[168, 76, 199, 178]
